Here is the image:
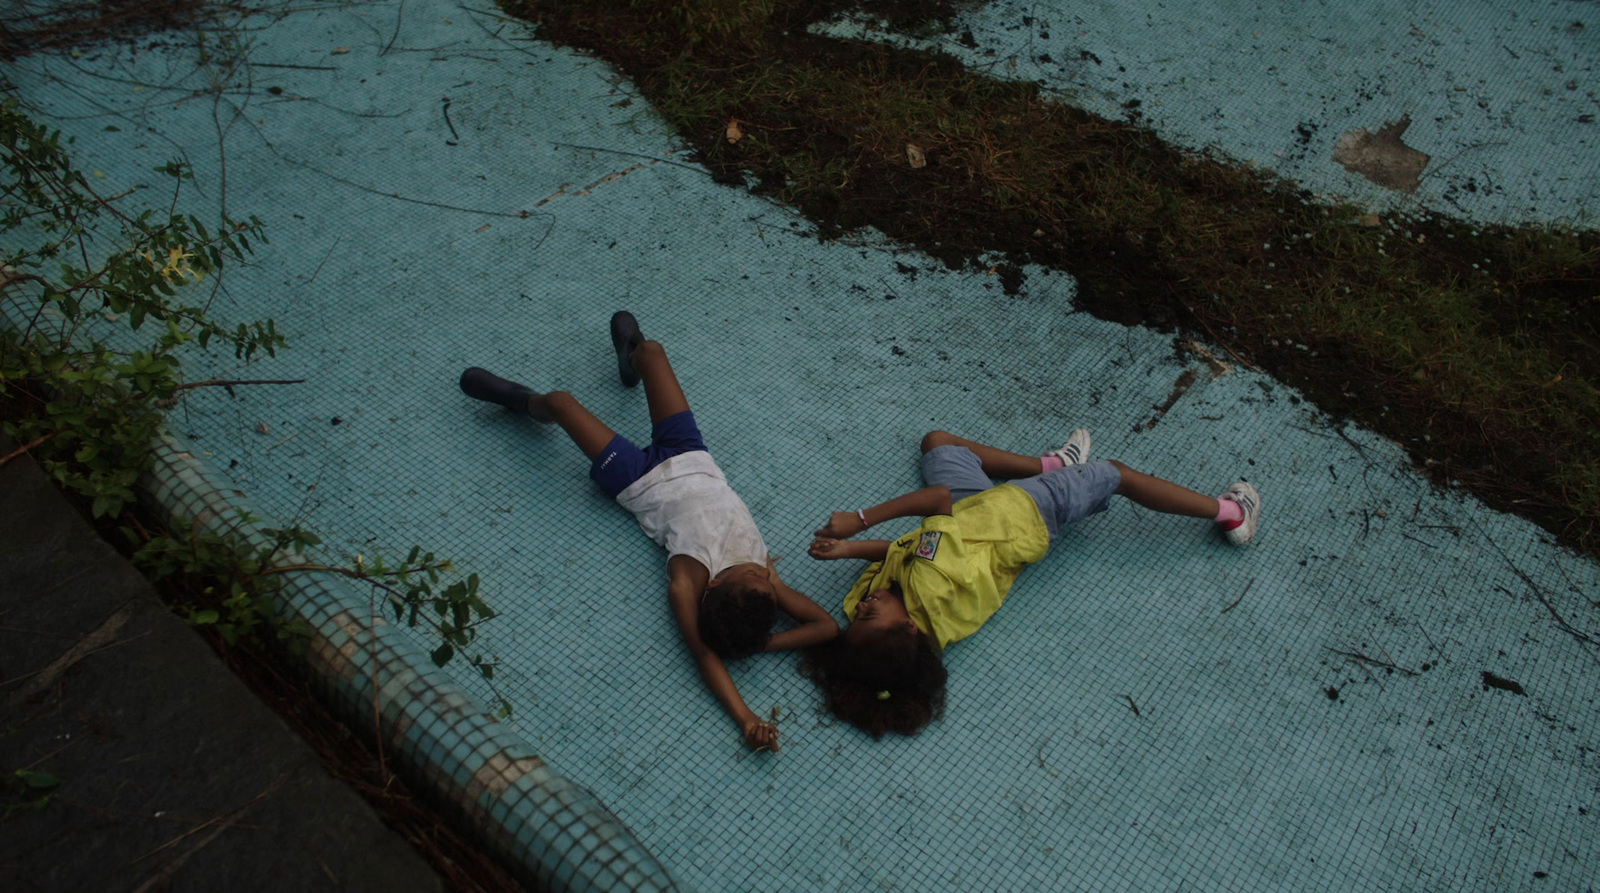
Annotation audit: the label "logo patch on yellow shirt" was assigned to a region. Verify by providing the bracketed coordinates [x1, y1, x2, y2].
[915, 530, 942, 560]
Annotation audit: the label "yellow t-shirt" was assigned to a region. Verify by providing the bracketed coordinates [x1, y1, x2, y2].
[843, 484, 1050, 649]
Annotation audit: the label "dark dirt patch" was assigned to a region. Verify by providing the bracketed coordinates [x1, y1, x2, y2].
[510, 0, 1599, 553]
[0, 0, 209, 61]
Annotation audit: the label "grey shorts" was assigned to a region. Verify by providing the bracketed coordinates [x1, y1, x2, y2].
[921, 444, 1121, 539]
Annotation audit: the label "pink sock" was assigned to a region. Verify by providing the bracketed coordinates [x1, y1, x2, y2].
[1040, 454, 1065, 473]
[1213, 497, 1244, 525]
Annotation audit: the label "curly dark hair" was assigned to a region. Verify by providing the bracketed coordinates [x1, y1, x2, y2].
[801, 619, 948, 738]
[698, 581, 777, 660]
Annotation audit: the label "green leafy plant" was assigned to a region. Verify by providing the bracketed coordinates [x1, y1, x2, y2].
[1, 95, 280, 517]
[2, 768, 60, 822]
[1, 98, 503, 712]
[132, 513, 509, 717]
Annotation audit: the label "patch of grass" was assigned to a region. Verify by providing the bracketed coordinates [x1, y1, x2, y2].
[506, 0, 1600, 552]
[0, 0, 213, 60]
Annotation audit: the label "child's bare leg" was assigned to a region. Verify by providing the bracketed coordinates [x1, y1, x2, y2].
[632, 340, 691, 425]
[921, 430, 1041, 478]
[1108, 459, 1219, 518]
[530, 391, 618, 461]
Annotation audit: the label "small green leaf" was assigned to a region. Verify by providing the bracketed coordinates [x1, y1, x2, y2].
[16, 769, 60, 790]
[430, 644, 454, 666]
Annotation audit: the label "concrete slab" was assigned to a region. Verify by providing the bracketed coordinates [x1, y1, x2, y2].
[0, 439, 447, 893]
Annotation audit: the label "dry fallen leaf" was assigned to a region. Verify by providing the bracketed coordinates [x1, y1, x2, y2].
[1332, 115, 1430, 193]
[255, 422, 270, 434]
[906, 144, 927, 169]
[330, 46, 351, 55]
[1358, 213, 1382, 227]
[475, 224, 491, 233]
[725, 119, 743, 144]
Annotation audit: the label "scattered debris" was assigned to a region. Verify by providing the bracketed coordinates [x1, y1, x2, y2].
[1220, 578, 1255, 614]
[1139, 368, 1198, 431]
[1327, 647, 1418, 676]
[1332, 115, 1430, 193]
[1183, 337, 1232, 378]
[1481, 671, 1527, 696]
[906, 144, 926, 169]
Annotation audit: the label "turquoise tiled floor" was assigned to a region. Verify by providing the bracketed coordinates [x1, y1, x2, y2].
[7, 1, 1596, 889]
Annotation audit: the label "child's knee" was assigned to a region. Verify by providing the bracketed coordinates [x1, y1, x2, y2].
[633, 339, 665, 363]
[545, 390, 579, 414]
[921, 430, 956, 453]
[1107, 459, 1133, 491]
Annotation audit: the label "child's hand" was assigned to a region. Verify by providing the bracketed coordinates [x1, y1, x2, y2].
[815, 512, 865, 539]
[809, 537, 845, 560]
[742, 718, 780, 752]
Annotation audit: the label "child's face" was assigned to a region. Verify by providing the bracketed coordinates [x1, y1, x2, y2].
[846, 588, 917, 643]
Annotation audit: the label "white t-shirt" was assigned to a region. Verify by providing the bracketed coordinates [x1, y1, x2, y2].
[614, 450, 767, 576]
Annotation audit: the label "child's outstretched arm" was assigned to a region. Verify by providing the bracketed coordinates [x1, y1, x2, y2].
[814, 485, 953, 540]
[807, 537, 892, 562]
[666, 557, 779, 752]
[763, 559, 839, 651]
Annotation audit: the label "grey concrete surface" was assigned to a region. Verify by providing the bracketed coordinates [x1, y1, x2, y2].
[0, 438, 449, 893]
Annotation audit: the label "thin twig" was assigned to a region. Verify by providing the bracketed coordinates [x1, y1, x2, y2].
[248, 62, 338, 70]
[549, 141, 711, 176]
[308, 235, 341, 284]
[1326, 647, 1418, 676]
[441, 98, 459, 143]
[172, 377, 306, 392]
[382, 0, 405, 56]
[126, 774, 287, 871]
[276, 154, 543, 219]
[0, 432, 56, 468]
[368, 584, 390, 786]
[1220, 577, 1255, 614]
[1477, 519, 1599, 651]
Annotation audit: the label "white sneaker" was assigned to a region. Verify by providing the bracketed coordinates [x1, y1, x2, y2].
[1046, 428, 1092, 467]
[1218, 480, 1261, 545]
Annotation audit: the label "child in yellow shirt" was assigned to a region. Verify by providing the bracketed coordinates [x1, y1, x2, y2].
[804, 429, 1259, 738]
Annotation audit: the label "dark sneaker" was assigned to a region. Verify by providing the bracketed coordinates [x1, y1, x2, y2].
[1218, 480, 1261, 545]
[610, 311, 644, 388]
[1046, 428, 1092, 467]
[459, 367, 533, 412]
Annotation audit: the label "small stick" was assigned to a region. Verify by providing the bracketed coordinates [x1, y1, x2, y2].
[1221, 578, 1255, 614]
[1326, 647, 1418, 676]
[308, 235, 342, 284]
[1418, 617, 1446, 663]
[0, 432, 56, 468]
[249, 62, 338, 71]
[549, 142, 709, 176]
[382, 0, 405, 56]
[171, 377, 307, 392]
[441, 98, 460, 144]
